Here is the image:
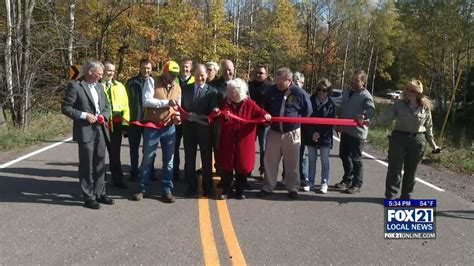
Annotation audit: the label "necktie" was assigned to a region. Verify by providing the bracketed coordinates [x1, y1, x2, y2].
[105, 81, 113, 108]
[194, 85, 201, 102]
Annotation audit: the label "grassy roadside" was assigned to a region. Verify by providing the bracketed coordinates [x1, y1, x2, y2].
[0, 110, 71, 152]
[368, 102, 474, 174]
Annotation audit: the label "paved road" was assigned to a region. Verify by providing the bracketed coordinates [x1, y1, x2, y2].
[0, 135, 472, 264]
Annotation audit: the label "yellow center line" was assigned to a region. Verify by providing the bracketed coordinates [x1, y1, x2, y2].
[198, 173, 247, 265]
[199, 198, 220, 266]
[216, 200, 247, 266]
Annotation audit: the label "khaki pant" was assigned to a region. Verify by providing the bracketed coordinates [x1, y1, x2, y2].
[263, 128, 301, 192]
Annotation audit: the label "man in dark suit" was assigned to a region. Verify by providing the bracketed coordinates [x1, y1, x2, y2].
[181, 64, 218, 197]
[62, 59, 114, 209]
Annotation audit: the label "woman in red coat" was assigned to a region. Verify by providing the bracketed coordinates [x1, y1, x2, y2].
[217, 78, 271, 200]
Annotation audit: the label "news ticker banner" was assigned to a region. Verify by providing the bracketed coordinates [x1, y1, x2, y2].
[384, 199, 437, 239]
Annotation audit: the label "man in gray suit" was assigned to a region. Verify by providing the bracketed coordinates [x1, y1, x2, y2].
[181, 64, 218, 197]
[62, 59, 114, 209]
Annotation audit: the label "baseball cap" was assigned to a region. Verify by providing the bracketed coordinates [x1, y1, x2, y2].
[163, 60, 180, 76]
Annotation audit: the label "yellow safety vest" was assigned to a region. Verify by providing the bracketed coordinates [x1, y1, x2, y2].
[102, 80, 130, 131]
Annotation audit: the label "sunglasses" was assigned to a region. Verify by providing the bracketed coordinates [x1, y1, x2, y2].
[317, 89, 328, 93]
[256, 72, 266, 75]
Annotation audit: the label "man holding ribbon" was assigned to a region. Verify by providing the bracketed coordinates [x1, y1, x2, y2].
[181, 64, 218, 198]
[102, 60, 130, 189]
[335, 70, 375, 194]
[62, 59, 113, 209]
[132, 60, 181, 203]
[259, 68, 312, 200]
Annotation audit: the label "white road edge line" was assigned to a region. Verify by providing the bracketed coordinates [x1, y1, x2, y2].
[0, 137, 73, 169]
[333, 136, 445, 192]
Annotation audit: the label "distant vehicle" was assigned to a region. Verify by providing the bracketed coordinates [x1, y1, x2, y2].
[386, 90, 403, 100]
[330, 89, 343, 105]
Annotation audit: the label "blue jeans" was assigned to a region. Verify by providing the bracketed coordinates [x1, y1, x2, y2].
[299, 144, 308, 181]
[307, 145, 331, 186]
[128, 124, 155, 177]
[257, 125, 269, 171]
[138, 125, 175, 194]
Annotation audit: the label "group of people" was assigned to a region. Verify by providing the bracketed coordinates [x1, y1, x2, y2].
[62, 58, 441, 210]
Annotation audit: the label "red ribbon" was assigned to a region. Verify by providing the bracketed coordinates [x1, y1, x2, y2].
[129, 120, 166, 128]
[126, 104, 365, 129]
[217, 110, 364, 126]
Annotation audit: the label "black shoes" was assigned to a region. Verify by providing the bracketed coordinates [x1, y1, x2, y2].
[84, 196, 114, 209]
[234, 193, 246, 200]
[335, 180, 352, 190]
[344, 185, 361, 194]
[288, 191, 298, 200]
[219, 194, 229, 200]
[97, 195, 115, 205]
[219, 192, 245, 200]
[84, 199, 100, 209]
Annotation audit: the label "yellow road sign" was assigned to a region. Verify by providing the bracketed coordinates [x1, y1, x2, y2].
[69, 65, 81, 80]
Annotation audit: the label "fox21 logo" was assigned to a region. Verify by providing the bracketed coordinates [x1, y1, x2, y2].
[384, 199, 436, 239]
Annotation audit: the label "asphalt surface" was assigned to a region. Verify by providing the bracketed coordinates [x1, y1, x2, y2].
[0, 135, 472, 264]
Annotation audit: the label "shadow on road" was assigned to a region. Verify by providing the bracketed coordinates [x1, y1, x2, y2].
[243, 190, 384, 205]
[0, 175, 83, 206]
[0, 167, 385, 206]
[46, 162, 79, 167]
[110, 169, 189, 201]
[217, 180, 385, 205]
[1, 167, 77, 179]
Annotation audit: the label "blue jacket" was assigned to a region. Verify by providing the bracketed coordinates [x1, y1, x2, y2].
[263, 83, 312, 133]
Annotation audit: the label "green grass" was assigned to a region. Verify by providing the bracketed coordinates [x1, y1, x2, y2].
[0, 110, 72, 152]
[424, 146, 474, 173]
[368, 102, 474, 174]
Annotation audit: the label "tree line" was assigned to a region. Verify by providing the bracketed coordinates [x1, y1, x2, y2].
[0, 0, 472, 129]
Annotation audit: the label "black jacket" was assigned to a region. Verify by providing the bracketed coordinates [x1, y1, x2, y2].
[249, 79, 273, 108]
[209, 76, 228, 102]
[125, 75, 149, 121]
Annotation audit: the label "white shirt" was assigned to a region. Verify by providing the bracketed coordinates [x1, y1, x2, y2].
[142, 77, 181, 108]
[80, 83, 100, 119]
